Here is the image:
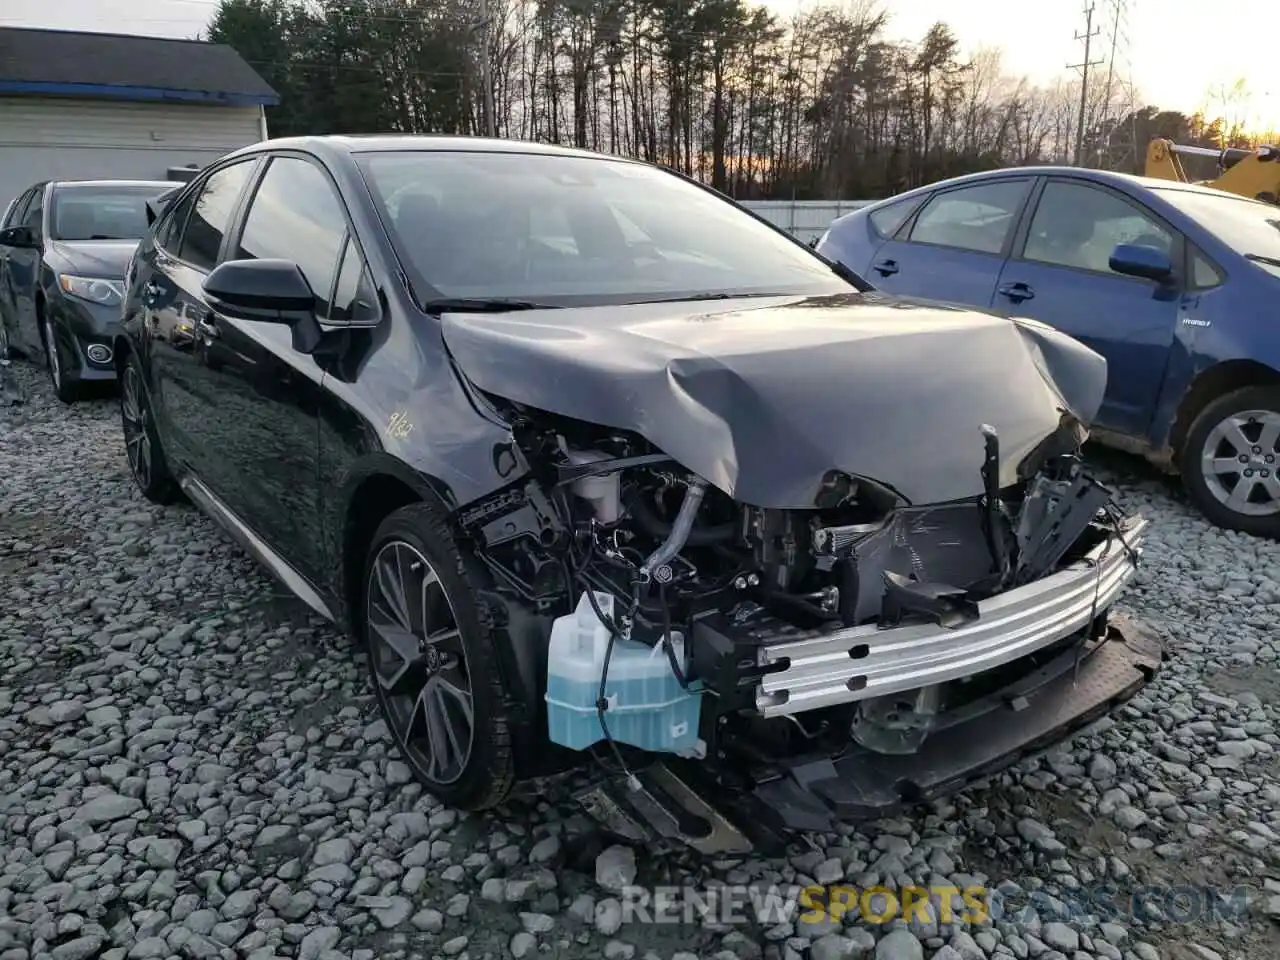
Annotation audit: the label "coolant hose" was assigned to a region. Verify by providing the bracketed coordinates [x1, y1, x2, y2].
[641, 479, 707, 578]
[624, 485, 735, 545]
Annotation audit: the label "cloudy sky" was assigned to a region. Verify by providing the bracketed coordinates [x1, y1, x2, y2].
[2, 0, 1275, 130]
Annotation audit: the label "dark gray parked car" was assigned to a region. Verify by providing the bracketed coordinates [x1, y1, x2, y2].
[0, 178, 180, 401]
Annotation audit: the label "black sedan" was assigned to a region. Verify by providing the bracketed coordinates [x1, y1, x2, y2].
[0, 178, 180, 401]
[114, 135, 1158, 853]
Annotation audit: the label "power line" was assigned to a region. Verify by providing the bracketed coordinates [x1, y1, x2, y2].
[1067, 0, 1104, 166]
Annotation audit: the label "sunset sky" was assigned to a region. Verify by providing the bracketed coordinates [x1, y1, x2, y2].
[1, 0, 1275, 133]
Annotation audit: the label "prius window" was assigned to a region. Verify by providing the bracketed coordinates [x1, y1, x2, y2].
[908, 181, 1029, 255]
[1023, 181, 1174, 275]
[237, 157, 348, 315]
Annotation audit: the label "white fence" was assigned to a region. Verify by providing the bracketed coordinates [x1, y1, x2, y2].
[739, 199, 873, 245]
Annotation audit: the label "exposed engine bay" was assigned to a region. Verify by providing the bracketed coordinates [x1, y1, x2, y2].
[456, 398, 1153, 852]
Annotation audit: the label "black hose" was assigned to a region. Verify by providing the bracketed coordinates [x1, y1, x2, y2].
[624, 486, 735, 545]
[573, 540, 640, 789]
[659, 583, 690, 689]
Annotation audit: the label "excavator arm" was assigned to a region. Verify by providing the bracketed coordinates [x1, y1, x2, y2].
[1145, 137, 1280, 205]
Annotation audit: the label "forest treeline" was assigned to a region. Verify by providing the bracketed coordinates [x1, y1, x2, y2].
[208, 0, 1273, 201]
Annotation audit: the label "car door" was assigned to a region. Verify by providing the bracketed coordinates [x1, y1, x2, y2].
[143, 158, 261, 479]
[0, 187, 35, 352]
[991, 178, 1184, 437]
[187, 153, 355, 581]
[6, 184, 47, 353]
[863, 177, 1035, 308]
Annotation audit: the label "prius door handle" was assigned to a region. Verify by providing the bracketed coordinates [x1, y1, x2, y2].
[997, 281, 1035, 302]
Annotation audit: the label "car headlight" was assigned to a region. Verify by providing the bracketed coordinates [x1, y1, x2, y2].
[59, 275, 124, 307]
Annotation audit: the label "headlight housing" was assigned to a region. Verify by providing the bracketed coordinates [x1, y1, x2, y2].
[59, 275, 124, 307]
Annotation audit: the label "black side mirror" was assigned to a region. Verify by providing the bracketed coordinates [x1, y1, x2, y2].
[0, 225, 39, 249]
[1108, 242, 1173, 283]
[203, 259, 324, 353]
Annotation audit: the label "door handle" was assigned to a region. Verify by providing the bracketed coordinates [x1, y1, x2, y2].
[872, 258, 899, 276]
[997, 281, 1035, 303]
[196, 315, 219, 340]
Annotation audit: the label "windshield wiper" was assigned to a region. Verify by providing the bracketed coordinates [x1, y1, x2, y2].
[1245, 253, 1280, 269]
[420, 297, 561, 313]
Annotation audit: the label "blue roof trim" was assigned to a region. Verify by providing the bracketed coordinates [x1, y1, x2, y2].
[0, 80, 279, 107]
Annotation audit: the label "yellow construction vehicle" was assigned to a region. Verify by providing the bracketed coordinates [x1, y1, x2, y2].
[1144, 137, 1280, 204]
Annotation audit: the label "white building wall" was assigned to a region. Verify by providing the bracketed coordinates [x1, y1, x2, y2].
[0, 97, 265, 209]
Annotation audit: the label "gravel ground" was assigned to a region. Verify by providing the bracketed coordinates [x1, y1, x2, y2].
[3, 358, 1280, 960]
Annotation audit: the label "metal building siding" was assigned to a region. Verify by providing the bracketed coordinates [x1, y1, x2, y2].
[0, 96, 264, 210]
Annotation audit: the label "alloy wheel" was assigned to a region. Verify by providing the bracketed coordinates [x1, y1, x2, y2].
[43, 316, 62, 389]
[1199, 408, 1280, 517]
[120, 365, 153, 490]
[366, 540, 475, 786]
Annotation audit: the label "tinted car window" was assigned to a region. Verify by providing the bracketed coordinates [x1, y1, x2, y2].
[907, 181, 1028, 254]
[357, 150, 850, 305]
[868, 196, 920, 238]
[178, 160, 255, 271]
[236, 156, 348, 313]
[50, 184, 173, 241]
[1023, 181, 1174, 276]
[3, 188, 34, 229]
[328, 237, 379, 324]
[22, 187, 44, 235]
[157, 187, 197, 254]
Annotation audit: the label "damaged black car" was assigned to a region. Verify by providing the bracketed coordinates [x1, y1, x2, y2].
[115, 135, 1163, 855]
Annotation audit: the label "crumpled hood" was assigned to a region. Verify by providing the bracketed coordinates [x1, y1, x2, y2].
[441, 291, 1108, 508]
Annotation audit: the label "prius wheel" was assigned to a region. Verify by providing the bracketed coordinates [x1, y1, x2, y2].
[119, 353, 178, 504]
[363, 502, 515, 810]
[1181, 385, 1280, 540]
[41, 312, 78, 403]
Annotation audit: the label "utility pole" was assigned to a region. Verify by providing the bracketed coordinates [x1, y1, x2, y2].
[478, 0, 496, 137]
[1067, 1, 1104, 166]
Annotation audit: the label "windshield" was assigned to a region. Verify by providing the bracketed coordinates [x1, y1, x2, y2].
[50, 184, 176, 241]
[355, 150, 851, 306]
[1153, 187, 1280, 276]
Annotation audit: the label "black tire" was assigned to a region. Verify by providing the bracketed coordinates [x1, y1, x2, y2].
[1180, 384, 1280, 539]
[362, 501, 515, 810]
[41, 311, 78, 404]
[119, 351, 180, 504]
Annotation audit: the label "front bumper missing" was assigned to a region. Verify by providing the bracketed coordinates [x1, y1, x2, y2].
[575, 612, 1164, 851]
[750, 612, 1163, 831]
[755, 515, 1148, 718]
